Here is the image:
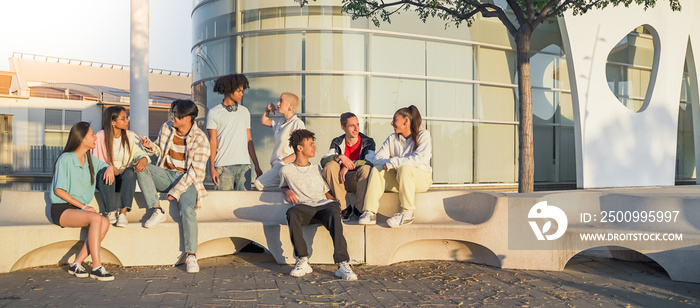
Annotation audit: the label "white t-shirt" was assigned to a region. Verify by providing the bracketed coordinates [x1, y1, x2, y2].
[270, 115, 305, 165]
[206, 103, 252, 167]
[279, 163, 333, 206]
[112, 136, 126, 170]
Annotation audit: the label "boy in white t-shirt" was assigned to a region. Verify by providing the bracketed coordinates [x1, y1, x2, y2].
[280, 129, 357, 281]
[254, 92, 305, 191]
[207, 74, 263, 190]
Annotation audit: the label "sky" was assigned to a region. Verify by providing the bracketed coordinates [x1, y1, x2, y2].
[0, 0, 192, 72]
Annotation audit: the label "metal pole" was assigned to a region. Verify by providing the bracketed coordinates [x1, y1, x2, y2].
[130, 0, 149, 137]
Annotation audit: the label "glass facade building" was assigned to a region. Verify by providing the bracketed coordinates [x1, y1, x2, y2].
[191, 0, 695, 186]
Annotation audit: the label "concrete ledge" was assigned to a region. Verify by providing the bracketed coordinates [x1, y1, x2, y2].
[3, 187, 700, 283]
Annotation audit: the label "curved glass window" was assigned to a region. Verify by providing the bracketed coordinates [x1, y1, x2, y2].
[192, 0, 235, 43]
[192, 37, 236, 82]
[191, 0, 577, 185]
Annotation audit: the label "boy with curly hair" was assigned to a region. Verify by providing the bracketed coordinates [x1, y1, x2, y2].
[207, 74, 262, 190]
[280, 129, 358, 281]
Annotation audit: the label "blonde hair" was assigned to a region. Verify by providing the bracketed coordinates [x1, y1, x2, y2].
[281, 92, 299, 109]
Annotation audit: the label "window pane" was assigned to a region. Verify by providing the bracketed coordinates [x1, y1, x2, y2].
[427, 81, 473, 119]
[243, 33, 302, 72]
[369, 77, 425, 116]
[533, 89, 555, 124]
[429, 121, 472, 183]
[530, 53, 556, 88]
[371, 36, 425, 76]
[476, 124, 516, 182]
[192, 0, 235, 42]
[426, 42, 473, 80]
[557, 92, 574, 125]
[306, 32, 365, 71]
[193, 37, 236, 82]
[64, 110, 81, 129]
[534, 125, 554, 182]
[477, 48, 515, 84]
[558, 126, 576, 182]
[45, 109, 62, 130]
[477, 86, 515, 122]
[305, 75, 366, 114]
[558, 57, 570, 90]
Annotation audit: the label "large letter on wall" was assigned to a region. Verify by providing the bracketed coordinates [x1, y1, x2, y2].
[559, 2, 695, 188]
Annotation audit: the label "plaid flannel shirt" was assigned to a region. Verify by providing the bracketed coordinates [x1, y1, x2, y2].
[145, 122, 210, 209]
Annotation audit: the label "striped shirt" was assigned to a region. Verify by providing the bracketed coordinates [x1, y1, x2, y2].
[164, 134, 187, 172]
[144, 122, 210, 208]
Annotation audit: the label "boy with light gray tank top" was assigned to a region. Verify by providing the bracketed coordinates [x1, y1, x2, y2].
[280, 129, 357, 280]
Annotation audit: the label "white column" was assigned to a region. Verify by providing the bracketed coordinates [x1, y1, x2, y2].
[130, 0, 149, 136]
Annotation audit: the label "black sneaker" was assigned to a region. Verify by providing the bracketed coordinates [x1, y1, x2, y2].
[341, 207, 353, 222]
[90, 266, 115, 281]
[68, 263, 88, 278]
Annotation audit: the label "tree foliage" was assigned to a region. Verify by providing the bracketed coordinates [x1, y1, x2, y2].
[299, 1, 680, 37]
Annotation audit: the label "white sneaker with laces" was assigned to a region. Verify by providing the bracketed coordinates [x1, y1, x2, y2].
[116, 212, 128, 228]
[144, 208, 166, 228]
[387, 211, 414, 228]
[186, 254, 199, 273]
[335, 261, 358, 281]
[358, 211, 376, 225]
[290, 257, 313, 277]
[106, 211, 117, 224]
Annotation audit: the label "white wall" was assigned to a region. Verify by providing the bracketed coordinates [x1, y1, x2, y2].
[560, 1, 697, 188]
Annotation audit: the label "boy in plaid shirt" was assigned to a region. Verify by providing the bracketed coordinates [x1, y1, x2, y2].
[137, 99, 210, 273]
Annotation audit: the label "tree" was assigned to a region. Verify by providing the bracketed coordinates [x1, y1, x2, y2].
[299, 0, 681, 193]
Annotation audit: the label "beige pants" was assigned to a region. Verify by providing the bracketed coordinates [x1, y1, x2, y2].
[322, 161, 371, 211]
[363, 165, 433, 213]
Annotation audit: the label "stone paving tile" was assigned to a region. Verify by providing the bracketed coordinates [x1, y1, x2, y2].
[2, 252, 700, 307]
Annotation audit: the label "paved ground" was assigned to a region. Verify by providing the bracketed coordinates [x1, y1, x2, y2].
[1, 251, 699, 307]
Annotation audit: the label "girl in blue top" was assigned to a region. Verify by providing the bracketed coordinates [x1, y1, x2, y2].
[51, 121, 117, 281]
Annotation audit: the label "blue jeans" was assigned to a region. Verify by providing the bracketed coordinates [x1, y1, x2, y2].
[216, 164, 251, 191]
[96, 167, 137, 213]
[137, 164, 199, 253]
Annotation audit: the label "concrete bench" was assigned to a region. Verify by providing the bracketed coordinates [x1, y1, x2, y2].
[3, 187, 700, 283]
[0, 190, 364, 272]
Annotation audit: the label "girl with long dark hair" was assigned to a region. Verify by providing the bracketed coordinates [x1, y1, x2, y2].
[359, 105, 433, 227]
[93, 106, 149, 227]
[50, 121, 117, 281]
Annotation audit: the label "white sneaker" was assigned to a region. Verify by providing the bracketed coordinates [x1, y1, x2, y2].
[144, 208, 166, 228]
[358, 211, 376, 225]
[387, 211, 414, 228]
[186, 254, 199, 273]
[335, 261, 358, 281]
[290, 257, 312, 277]
[106, 211, 117, 224]
[116, 212, 128, 228]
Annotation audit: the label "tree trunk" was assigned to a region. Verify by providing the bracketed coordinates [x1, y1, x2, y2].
[516, 28, 534, 193]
